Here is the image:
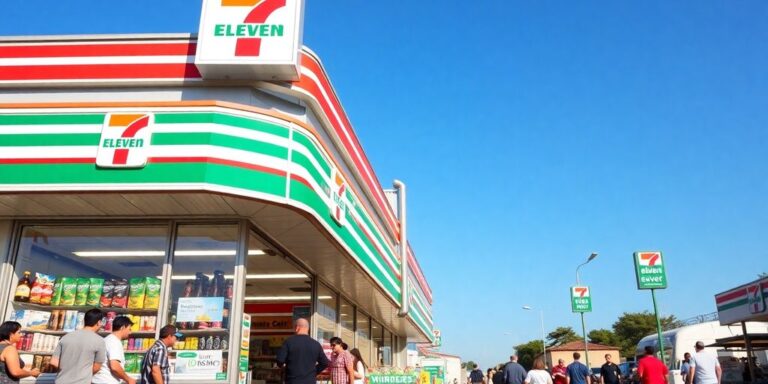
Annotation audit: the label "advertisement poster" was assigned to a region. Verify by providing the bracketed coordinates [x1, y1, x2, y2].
[174, 350, 224, 378]
[239, 314, 251, 384]
[177, 297, 224, 323]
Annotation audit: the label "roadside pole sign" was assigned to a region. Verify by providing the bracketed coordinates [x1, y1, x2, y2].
[633, 251, 667, 289]
[432, 329, 442, 348]
[571, 286, 592, 313]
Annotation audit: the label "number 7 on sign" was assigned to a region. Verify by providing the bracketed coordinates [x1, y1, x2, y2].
[639, 252, 661, 266]
[574, 287, 589, 297]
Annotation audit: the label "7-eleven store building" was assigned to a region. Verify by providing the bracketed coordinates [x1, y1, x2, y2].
[0, 3, 434, 383]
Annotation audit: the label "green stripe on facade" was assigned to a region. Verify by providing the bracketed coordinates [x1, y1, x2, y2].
[0, 133, 99, 146]
[152, 132, 288, 159]
[292, 131, 331, 176]
[351, 197, 399, 268]
[155, 113, 290, 138]
[717, 298, 749, 312]
[289, 179, 401, 301]
[291, 151, 329, 192]
[0, 114, 104, 125]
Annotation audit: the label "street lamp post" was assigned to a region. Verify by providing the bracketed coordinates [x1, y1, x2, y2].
[575, 252, 598, 369]
[522, 306, 546, 366]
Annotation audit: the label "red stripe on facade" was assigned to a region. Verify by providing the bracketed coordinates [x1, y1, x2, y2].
[0, 43, 197, 58]
[297, 54, 401, 239]
[148, 156, 286, 176]
[289, 173, 313, 190]
[0, 64, 201, 81]
[350, 214, 401, 281]
[407, 246, 433, 303]
[716, 288, 746, 304]
[0, 157, 95, 164]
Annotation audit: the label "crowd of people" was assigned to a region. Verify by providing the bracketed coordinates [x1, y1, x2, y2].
[467, 342, 723, 384]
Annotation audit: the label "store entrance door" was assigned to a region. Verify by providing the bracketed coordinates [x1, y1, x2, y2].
[244, 230, 312, 384]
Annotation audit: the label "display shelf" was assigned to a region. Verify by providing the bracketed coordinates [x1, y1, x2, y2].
[99, 330, 155, 336]
[13, 301, 159, 315]
[18, 351, 53, 355]
[170, 349, 229, 353]
[125, 350, 149, 354]
[22, 329, 66, 335]
[176, 328, 229, 335]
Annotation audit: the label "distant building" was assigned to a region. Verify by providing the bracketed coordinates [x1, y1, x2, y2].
[545, 341, 621, 368]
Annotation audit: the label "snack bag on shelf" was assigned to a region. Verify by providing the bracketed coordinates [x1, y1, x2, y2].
[59, 277, 78, 306]
[86, 278, 105, 306]
[144, 277, 161, 309]
[74, 277, 90, 306]
[38, 273, 56, 305]
[112, 279, 129, 308]
[30, 273, 55, 304]
[50, 277, 65, 306]
[27, 311, 51, 331]
[128, 277, 147, 309]
[100, 279, 116, 307]
[124, 354, 137, 373]
[130, 315, 141, 332]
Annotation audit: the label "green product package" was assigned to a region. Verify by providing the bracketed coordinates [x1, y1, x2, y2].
[86, 278, 105, 306]
[59, 277, 78, 306]
[124, 354, 137, 373]
[50, 277, 65, 306]
[128, 277, 147, 309]
[74, 277, 90, 306]
[143, 277, 161, 309]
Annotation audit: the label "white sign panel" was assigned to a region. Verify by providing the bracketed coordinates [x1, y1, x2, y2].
[196, 0, 304, 80]
[174, 350, 224, 377]
[96, 113, 153, 169]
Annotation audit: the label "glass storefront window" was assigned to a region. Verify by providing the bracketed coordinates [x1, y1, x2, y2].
[244, 230, 311, 384]
[169, 224, 238, 381]
[382, 329, 393, 366]
[372, 321, 383, 367]
[339, 299, 354, 348]
[356, 313, 371, 369]
[5, 225, 168, 376]
[316, 284, 337, 351]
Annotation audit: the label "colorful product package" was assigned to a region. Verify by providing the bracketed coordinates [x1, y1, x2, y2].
[86, 278, 105, 306]
[30, 273, 55, 304]
[50, 277, 65, 306]
[59, 277, 78, 306]
[74, 277, 90, 306]
[111, 279, 129, 308]
[100, 280, 116, 307]
[143, 277, 161, 309]
[127, 277, 147, 309]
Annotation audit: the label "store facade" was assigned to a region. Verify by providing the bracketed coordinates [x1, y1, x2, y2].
[0, 2, 434, 383]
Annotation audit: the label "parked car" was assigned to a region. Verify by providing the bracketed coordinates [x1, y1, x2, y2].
[590, 368, 602, 383]
[618, 362, 639, 384]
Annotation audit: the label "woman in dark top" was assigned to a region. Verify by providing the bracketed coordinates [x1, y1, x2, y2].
[0, 322, 40, 384]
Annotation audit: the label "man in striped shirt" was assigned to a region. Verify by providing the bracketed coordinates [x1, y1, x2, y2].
[140, 325, 180, 384]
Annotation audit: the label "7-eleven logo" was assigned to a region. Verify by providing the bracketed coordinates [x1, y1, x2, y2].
[329, 169, 347, 226]
[747, 284, 766, 314]
[638, 252, 662, 266]
[95, 113, 153, 168]
[219, 0, 287, 56]
[573, 286, 590, 298]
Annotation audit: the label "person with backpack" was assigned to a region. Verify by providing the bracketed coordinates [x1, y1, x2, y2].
[469, 364, 486, 384]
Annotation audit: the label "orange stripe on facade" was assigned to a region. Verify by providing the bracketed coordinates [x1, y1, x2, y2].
[221, 0, 261, 6]
[108, 114, 145, 126]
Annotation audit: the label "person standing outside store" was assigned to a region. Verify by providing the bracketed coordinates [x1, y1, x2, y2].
[600, 354, 621, 384]
[50, 308, 107, 384]
[552, 359, 568, 384]
[276, 318, 329, 384]
[329, 337, 355, 384]
[566, 353, 591, 384]
[493, 365, 506, 384]
[349, 348, 368, 384]
[503, 355, 527, 384]
[637, 346, 668, 384]
[0, 321, 41, 383]
[93, 316, 136, 384]
[525, 359, 553, 384]
[680, 353, 692, 384]
[688, 341, 721, 384]
[139, 325, 179, 384]
[469, 364, 485, 384]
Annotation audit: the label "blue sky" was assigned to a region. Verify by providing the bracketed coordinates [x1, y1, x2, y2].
[2, 0, 767, 370]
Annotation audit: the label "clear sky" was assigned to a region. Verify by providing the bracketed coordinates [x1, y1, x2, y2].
[2, 0, 767, 370]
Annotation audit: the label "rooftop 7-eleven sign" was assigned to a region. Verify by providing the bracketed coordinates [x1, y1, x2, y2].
[571, 286, 592, 313]
[634, 251, 668, 289]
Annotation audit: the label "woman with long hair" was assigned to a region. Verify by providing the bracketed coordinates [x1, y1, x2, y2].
[524, 358, 552, 384]
[487, 368, 496, 384]
[349, 348, 368, 384]
[0, 321, 40, 383]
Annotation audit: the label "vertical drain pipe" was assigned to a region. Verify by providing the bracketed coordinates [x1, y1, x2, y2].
[394, 180, 409, 317]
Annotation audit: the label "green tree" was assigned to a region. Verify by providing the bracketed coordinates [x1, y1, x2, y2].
[514, 340, 544, 370]
[612, 311, 684, 357]
[588, 329, 621, 347]
[547, 326, 582, 347]
[463, 361, 477, 371]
